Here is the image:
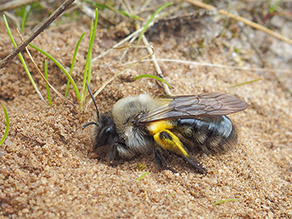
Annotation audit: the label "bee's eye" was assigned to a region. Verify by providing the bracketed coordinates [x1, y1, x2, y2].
[104, 126, 112, 134]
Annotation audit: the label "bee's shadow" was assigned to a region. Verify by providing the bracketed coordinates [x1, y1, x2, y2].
[88, 148, 207, 175]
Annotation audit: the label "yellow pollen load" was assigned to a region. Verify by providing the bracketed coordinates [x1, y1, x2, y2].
[147, 120, 174, 134]
[147, 121, 190, 157]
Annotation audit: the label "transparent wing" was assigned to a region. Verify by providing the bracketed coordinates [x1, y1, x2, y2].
[138, 93, 248, 123]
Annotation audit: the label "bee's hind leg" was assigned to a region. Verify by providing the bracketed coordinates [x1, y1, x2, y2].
[183, 156, 207, 174]
[154, 147, 167, 169]
[154, 148, 177, 173]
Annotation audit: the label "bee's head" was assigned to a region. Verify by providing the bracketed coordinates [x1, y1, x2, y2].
[83, 85, 117, 151]
[92, 112, 117, 150]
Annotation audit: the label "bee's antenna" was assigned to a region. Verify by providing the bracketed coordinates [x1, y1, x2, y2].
[83, 84, 100, 129]
[86, 83, 100, 120]
[83, 122, 97, 129]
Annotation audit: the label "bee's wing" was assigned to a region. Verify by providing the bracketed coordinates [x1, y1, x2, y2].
[138, 93, 248, 123]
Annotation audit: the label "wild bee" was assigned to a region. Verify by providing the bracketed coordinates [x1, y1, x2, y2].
[83, 85, 248, 174]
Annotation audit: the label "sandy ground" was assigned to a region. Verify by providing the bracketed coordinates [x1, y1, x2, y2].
[0, 2, 292, 218]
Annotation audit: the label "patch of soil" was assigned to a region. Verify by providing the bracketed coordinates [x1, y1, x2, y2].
[0, 3, 291, 218]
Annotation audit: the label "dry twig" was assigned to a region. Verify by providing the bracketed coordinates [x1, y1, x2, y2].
[0, 0, 76, 69]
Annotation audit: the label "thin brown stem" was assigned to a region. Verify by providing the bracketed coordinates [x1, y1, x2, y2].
[0, 0, 76, 69]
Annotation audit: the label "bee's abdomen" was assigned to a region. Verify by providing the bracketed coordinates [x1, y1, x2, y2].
[175, 116, 237, 154]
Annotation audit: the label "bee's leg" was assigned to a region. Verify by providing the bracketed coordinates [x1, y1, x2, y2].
[91, 144, 111, 159]
[183, 156, 207, 174]
[153, 129, 206, 174]
[154, 147, 167, 169]
[106, 143, 119, 165]
[153, 130, 190, 158]
[154, 148, 177, 173]
[91, 144, 119, 165]
[106, 142, 140, 165]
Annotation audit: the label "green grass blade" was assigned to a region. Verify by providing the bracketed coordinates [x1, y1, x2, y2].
[229, 78, 261, 88]
[29, 43, 81, 102]
[0, 104, 10, 146]
[20, 4, 31, 32]
[269, 0, 283, 13]
[134, 74, 172, 88]
[169, 193, 175, 197]
[80, 22, 92, 107]
[136, 163, 146, 171]
[137, 171, 149, 181]
[81, 8, 98, 109]
[115, 9, 140, 20]
[44, 60, 52, 106]
[65, 32, 85, 96]
[137, 2, 173, 45]
[85, 1, 141, 20]
[3, 14, 45, 102]
[213, 198, 241, 205]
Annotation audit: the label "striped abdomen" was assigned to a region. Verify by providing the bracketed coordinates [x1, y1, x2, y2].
[174, 116, 237, 154]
